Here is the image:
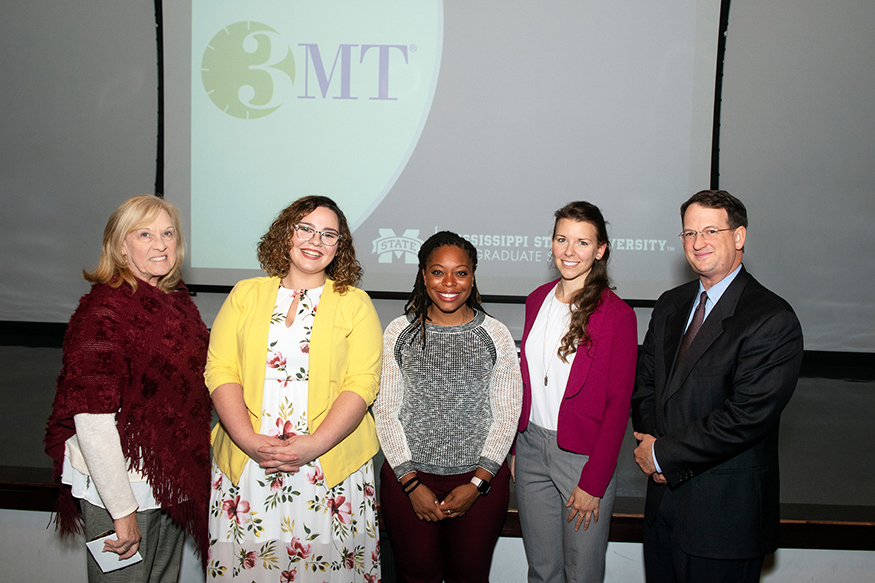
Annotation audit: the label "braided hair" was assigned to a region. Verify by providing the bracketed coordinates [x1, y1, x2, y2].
[404, 231, 487, 345]
[553, 201, 612, 361]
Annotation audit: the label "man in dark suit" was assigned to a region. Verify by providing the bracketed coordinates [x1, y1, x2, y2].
[631, 190, 803, 583]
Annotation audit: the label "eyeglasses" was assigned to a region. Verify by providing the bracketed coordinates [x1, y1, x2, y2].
[678, 227, 733, 243]
[293, 224, 341, 246]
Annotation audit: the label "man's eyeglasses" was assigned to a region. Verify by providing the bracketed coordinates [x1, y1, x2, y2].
[678, 227, 733, 243]
[293, 224, 341, 247]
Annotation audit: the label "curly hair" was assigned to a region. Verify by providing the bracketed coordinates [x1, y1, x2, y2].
[552, 201, 612, 362]
[256, 196, 362, 293]
[84, 195, 185, 294]
[404, 231, 488, 345]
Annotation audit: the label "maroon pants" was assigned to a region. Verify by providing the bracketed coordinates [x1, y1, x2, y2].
[379, 460, 510, 583]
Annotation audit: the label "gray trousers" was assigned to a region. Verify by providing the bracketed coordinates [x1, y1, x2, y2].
[516, 424, 617, 583]
[82, 501, 185, 583]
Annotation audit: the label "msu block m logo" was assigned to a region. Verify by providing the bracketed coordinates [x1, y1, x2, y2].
[372, 229, 423, 264]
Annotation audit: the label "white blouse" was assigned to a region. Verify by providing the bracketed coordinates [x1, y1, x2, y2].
[524, 284, 577, 431]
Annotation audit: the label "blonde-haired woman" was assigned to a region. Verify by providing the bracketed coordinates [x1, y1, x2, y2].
[46, 194, 212, 581]
[207, 196, 382, 582]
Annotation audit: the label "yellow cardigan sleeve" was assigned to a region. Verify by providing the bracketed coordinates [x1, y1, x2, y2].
[206, 277, 278, 486]
[308, 282, 383, 487]
[204, 277, 275, 395]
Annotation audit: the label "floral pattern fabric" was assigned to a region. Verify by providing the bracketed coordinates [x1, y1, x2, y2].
[208, 286, 381, 582]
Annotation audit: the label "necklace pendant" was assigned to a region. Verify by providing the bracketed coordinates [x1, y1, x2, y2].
[544, 375, 548, 386]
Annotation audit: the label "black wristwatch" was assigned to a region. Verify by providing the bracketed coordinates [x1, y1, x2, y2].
[470, 476, 491, 497]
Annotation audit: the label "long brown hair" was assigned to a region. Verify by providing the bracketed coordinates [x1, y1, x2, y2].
[553, 201, 612, 361]
[257, 196, 362, 293]
[84, 195, 185, 294]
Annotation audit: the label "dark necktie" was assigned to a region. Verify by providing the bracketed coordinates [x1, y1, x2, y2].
[676, 291, 708, 365]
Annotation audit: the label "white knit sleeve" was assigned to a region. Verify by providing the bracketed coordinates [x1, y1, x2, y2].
[373, 317, 415, 479]
[74, 413, 139, 519]
[478, 317, 523, 474]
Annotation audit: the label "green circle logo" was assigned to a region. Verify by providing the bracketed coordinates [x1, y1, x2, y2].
[201, 21, 296, 119]
[188, 3, 443, 270]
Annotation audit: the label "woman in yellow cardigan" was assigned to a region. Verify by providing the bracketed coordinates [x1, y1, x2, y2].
[205, 196, 383, 582]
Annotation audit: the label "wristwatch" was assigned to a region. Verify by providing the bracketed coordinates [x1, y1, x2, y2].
[470, 476, 491, 497]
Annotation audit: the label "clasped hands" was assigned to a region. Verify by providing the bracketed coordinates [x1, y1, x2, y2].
[632, 431, 667, 485]
[245, 432, 325, 475]
[409, 482, 480, 522]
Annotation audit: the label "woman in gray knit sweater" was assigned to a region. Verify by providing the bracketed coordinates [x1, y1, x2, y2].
[374, 231, 522, 583]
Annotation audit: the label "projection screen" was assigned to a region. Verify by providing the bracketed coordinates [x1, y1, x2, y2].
[162, 0, 723, 300]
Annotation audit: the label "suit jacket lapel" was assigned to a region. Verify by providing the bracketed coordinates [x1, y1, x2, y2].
[661, 282, 696, 393]
[562, 283, 598, 398]
[663, 268, 751, 404]
[663, 295, 689, 378]
[308, 279, 337, 422]
[565, 334, 594, 398]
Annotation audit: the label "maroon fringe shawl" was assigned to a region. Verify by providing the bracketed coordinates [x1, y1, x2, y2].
[44, 280, 212, 569]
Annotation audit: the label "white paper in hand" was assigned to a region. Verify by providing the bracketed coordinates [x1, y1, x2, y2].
[85, 532, 143, 573]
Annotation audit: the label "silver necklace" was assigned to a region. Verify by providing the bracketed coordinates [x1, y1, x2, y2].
[541, 292, 566, 386]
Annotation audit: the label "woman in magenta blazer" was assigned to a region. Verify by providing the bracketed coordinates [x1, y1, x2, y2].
[512, 201, 638, 583]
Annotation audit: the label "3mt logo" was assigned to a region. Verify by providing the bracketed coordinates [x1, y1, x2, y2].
[201, 21, 411, 120]
[202, 22, 295, 120]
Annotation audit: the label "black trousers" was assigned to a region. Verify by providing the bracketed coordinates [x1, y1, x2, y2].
[642, 487, 765, 583]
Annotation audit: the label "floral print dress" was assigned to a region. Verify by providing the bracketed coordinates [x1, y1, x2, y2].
[208, 285, 381, 582]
